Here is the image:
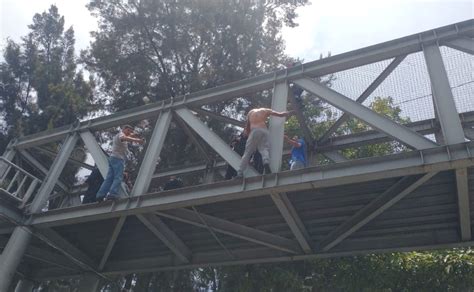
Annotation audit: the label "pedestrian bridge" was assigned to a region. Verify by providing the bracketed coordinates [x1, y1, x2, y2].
[0, 20, 473, 290]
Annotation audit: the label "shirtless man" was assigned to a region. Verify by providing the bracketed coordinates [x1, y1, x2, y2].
[237, 108, 293, 177]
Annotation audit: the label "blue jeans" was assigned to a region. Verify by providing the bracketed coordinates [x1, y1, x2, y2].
[96, 157, 124, 200]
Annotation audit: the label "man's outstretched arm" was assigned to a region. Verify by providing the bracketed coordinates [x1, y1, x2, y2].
[269, 109, 294, 117]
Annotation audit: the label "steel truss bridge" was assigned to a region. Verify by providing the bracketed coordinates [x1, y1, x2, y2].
[0, 20, 473, 291]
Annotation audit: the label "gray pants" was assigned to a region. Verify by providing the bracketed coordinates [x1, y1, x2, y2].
[238, 128, 270, 174]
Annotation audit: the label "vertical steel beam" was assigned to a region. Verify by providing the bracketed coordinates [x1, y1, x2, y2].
[423, 44, 465, 144]
[0, 227, 32, 292]
[424, 43, 471, 241]
[14, 279, 35, 292]
[175, 107, 258, 177]
[29, 134, 78, 213]
[318, 55, 407, 144]
[294, 78, 438, 150]
[455, 168, 471, 240]
[269, 82, 313, 253]
[131, 111, 172, 197]
[269, 82, 288, 171]
[80, 130, 128, 197]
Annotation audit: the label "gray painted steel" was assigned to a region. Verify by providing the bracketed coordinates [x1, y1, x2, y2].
[443, 37, 474, 55]
[11, 20, 473, 149]
[29, 134, 79, 213]
[0, 227, 32, 291]
[131, 111, 172, 196]
[294, 78, 438, 150]
[26, 142, 474, 227]
[0, 21, 472, 283]
[15, 279, 35, 292]
[319, 54, 407, 143]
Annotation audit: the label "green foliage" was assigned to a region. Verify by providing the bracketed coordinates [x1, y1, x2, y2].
[0, 5, 95, 153]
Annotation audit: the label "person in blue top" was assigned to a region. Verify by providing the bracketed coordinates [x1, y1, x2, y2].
[284, 135, 307, 170]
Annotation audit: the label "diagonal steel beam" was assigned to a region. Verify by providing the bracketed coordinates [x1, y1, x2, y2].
[193, 108, 245, 127]
[0, 142, 15, 184]
[173, 112, 212, 164]
[175, 107, 258, 177]
[287, 86, 314, 145]
[270, 192, 313, 253]
[319, 172, 437, 251]
[32, 227, 101, 276]
[137, 214, 191, 263]
[455, 168, 471, 240]
[156, 208, 302, 254]
[318, 54, 407, 144]
[29, 134, 79, 213]
[18, 150, 69, 193]
[294, 77, 438, 150]
[131, 111, 172, 197]
[98, 216, 126, 270]
[443, 37, 474, 55]
[80, 130, 128, 197]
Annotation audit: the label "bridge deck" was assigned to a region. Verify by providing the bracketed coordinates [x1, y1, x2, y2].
[4, 149, 472, 280]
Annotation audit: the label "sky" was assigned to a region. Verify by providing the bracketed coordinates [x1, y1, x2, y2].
[0, 0, 472, 62]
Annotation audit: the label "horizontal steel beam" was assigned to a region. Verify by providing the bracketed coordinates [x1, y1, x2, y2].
[33, 147, 94, 170]
[12, 20, 473, 149]
[32, 236, 474, 279]
[25, 142, 474, 228]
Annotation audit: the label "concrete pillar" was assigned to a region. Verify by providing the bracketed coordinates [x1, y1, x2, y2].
[0, 228, 32, 292]
[14, 279, 35, 292]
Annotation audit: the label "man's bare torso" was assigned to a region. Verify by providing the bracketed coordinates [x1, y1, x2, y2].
[248, 108, 271, 130]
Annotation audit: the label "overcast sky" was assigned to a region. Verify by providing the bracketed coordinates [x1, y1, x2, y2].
[0, 0, 472, 61]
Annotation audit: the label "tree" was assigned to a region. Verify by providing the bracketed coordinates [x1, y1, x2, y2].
[0, 5, 95, 153]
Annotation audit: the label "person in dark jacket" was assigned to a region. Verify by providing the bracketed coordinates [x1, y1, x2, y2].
[163, 176, 184, 190]
[82, 167, 104, 204]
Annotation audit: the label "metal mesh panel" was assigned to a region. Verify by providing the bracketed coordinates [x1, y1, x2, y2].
[364, 52, 435, 122]
[440, 46, 474, 114]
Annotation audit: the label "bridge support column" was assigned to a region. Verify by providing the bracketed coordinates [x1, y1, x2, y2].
[78, 273, 101, 292]
[15, 279, 35, 292]
[0, 227, 32, 292]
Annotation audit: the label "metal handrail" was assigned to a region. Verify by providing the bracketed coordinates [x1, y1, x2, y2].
[0, 156, 42, 183]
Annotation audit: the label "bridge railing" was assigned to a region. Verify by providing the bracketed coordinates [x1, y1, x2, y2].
[0, 156, 42, 208]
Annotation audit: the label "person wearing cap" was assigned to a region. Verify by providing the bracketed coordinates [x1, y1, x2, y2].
[96, 125, 144, 201]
